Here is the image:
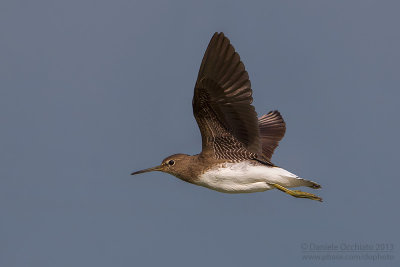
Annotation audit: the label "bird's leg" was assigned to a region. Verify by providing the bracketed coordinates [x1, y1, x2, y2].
[270, 183, 323, 202]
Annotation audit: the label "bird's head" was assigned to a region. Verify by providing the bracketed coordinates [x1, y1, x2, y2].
[131, 153, 192, 179]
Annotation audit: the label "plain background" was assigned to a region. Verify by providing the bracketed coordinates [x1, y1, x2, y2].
[1, 0, 399, 266]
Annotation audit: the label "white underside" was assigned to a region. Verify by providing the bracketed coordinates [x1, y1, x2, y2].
[196, 161, 312, 193]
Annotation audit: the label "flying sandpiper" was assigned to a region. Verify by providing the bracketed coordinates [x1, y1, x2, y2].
[131, 32, 322, 202]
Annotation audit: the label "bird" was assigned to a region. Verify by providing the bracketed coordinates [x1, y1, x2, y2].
[131, 32, 322, 202]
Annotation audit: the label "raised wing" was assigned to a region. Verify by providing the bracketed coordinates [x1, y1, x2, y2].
[192, 32, 261, 160]
[258, 110, 286, 160]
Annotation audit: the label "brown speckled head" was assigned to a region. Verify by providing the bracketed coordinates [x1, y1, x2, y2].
[131, 154, 205, 183]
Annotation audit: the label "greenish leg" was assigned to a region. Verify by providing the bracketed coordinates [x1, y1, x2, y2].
[270, 183, 323, 202]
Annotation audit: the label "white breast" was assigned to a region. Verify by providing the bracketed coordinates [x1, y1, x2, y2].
[196, 161, 306, 193]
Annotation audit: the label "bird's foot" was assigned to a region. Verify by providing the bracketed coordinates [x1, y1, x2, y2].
[270, 183, 323, 202]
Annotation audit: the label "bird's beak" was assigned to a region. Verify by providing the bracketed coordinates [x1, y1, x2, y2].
[130, 165, 163, 175]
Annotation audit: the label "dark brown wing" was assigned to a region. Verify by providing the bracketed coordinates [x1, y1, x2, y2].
[258, 110, 286, 160]
[193, 32, 261, 160]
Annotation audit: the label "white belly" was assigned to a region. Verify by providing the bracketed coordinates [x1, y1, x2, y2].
[196, 161, 307, 193]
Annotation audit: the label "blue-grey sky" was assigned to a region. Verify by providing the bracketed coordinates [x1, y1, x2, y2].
[1, 0, 399, 266]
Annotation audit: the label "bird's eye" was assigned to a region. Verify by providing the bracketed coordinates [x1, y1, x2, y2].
[168, 160, 175, 166]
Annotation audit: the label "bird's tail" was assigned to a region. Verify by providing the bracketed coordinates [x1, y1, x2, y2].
[304, 179, 321, 189]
